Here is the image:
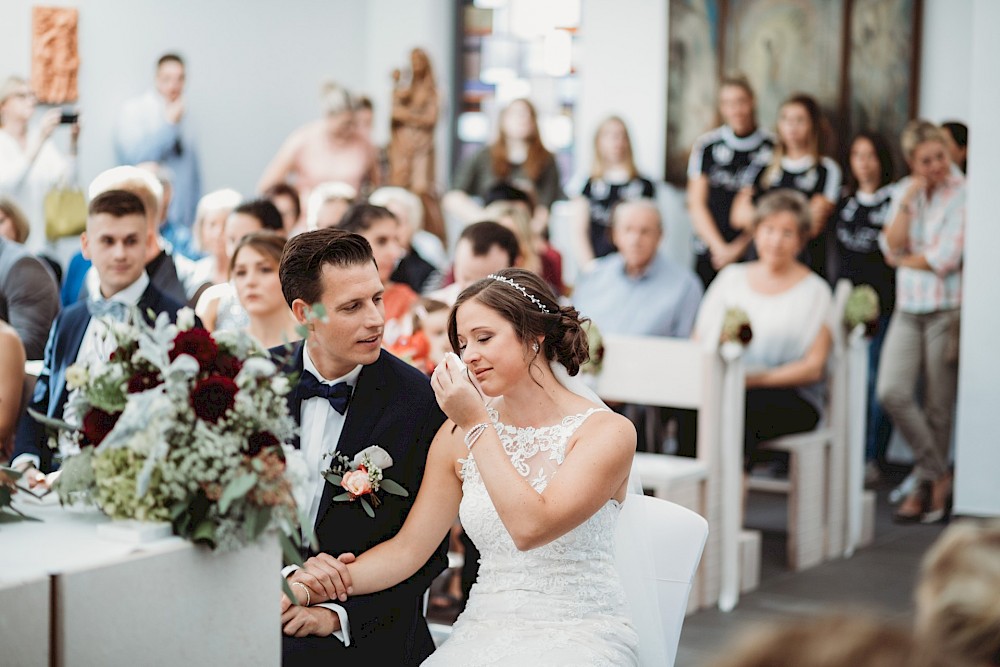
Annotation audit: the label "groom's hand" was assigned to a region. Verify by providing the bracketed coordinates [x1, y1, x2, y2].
[289, 553, 356, 604]
[281, 605, 341, 637]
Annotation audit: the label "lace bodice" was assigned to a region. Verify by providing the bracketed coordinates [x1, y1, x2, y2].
[425, 406, 638, 666]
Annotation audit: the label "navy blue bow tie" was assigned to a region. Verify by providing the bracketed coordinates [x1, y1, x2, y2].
[87, 299, 130, 322]
[298, 372, 353, 414]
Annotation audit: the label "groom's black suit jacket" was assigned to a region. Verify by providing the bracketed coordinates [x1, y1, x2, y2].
[278, 343, 448, 666]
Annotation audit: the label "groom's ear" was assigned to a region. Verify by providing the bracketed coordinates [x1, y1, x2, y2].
[291, 299, 311, 328]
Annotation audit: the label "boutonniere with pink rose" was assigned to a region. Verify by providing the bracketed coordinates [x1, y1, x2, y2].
[323, 445, 408, 518]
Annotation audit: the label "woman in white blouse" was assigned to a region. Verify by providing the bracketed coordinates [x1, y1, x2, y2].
[694, 189, 833, 472]
[0, 76, 79, 264]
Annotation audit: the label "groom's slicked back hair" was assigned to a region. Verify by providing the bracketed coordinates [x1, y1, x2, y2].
[279, 228, 375, 308]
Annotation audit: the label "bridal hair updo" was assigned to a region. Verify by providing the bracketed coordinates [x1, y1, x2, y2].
[448, 268, 590, 376]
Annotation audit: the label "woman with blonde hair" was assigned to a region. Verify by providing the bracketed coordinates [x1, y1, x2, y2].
[572, 115, 655, 266]
[877, 120, 964, 524]
[258, 82, 377, 205]
[484, 200, 563, 295]
[444, 98, 563, 230]
[0, 197, 31, 244]
[732, 93, 841, 277]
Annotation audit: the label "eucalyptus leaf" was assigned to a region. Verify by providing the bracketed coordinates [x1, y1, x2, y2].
[279, 530, 304, 566]
[323, 473, 343, 485]
[218, 472, 258, 514]
[331, 492, 353, 502]
[359, 497, 374, 518]
[246, 505, 272, 541]
[26, 408, 77, 432]
[379, 479, 408, 497]
[281, 575, 300, 606]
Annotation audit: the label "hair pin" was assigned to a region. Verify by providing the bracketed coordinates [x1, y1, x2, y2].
[487, 274, 551, 314]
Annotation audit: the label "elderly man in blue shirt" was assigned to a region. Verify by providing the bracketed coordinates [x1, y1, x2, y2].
[574, 198, 703, 454]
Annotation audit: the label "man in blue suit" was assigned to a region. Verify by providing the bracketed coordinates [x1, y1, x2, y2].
[12, 189, 187, 485]
[275, 228, 447, 667]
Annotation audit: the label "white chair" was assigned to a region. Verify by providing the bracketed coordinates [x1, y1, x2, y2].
[597, 335, 748, 610]
[616, 495, 708, 667]
[746, 280, 852, 570]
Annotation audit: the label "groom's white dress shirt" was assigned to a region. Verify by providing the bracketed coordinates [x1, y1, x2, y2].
[288, 346, 363, 644]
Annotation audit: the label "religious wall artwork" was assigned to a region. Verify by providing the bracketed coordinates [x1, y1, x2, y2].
[32, 6, 80, 104]
[388, 48, 440, 197]
[665, 0, 922, 184]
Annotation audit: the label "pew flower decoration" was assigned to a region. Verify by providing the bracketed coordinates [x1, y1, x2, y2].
[32, 307, 310, 553]
[323, 445, 408, 518]
[720, 307, 753, 346]
[0, 466, 36, 523]
[844, 285, 881, 337]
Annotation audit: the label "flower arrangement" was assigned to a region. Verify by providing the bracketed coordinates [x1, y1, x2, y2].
[0, 466, 37, 523]
[720, 307, 753, 346]
[32, 308, 310, 553]
[844, 285, 881, 336]
[323, 445, 408, 518]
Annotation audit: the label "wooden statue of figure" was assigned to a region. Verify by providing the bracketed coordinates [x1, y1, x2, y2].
[32, 7, 80, 104]
[388, 48, 439, 196]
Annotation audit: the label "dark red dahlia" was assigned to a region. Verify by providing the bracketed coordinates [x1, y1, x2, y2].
[169, 328, 218, 371]
[190, 375, 238, 423]
[81, 407, 121, 446]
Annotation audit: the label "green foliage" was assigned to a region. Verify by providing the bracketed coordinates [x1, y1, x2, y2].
[844, 285, 881, 332]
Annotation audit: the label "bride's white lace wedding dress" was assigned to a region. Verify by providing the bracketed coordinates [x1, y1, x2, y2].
[424, 406, 640, 667]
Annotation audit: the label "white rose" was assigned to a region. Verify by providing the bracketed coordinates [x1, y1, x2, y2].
[65, 364, 89, 390]
[353, 445, 393, 471]
[176, 307, 196, 331]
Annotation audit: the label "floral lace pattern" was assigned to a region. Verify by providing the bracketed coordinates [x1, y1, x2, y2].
[424, 408, 639, 667]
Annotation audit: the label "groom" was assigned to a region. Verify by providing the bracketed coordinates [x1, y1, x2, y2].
[276, 227, 448, 666]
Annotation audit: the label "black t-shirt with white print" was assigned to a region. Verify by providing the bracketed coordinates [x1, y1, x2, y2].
[832, 185, 896, 314]
[582, 176, 656, 258]
[688, 125, 775, 254]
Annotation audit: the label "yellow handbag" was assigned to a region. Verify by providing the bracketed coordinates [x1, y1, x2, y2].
[44, 185, 88, 240]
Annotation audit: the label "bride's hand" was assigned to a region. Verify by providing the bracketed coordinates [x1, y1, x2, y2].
[431, 354, 488, 429]
[289, 553, 355, 604]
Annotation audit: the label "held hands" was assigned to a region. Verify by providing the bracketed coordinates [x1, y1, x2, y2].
[282, 553, 355, 610]
[431, 353, 488, 430]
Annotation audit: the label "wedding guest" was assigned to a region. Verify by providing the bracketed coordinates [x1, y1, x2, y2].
[427, 221, 519, 306]
[0, 319, 25, 458]
[574, 199, 702, 339]
[336, 203, 414, 347]
[707, 614, 915, 667]
[694, 190, 833, 472]
[0, 234, 60, 360]
[289, 268, 642, 665]
[196, 198, 283, 332]
[0, 197, 30, 244]
[306, 181, 357, 231]
[572, 115, 655, 266]
[264, 182, 302, 236]
[13, 190, 188, 484]
[484, 184, 564, 295]
[573, 199, 702, 455]
[915, 520, 1000, 667]
[274, 228, 447, 666]
[369, 186, 446, 293]
[258, 82, 378, 204]
[830, 132, 896, 482]
[230, 233, 299, 349]
[186, 188, 242, 300]
[878, 120, 964, 524]
[688, 75, 775, 287]
[116, 54, 201, 257]
[941, 121, 968, 174]
[733, 93, 841, 277]
[444, 98, 563, 231]
[0, 75, 80, 265]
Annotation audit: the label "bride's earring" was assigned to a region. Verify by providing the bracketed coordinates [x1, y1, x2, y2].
[532, 342, 540, 354]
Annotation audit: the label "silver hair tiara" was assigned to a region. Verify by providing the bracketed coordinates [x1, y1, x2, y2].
[487, 274, 552, 314]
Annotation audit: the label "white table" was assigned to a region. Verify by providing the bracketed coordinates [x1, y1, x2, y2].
[0, 494, 280, 667]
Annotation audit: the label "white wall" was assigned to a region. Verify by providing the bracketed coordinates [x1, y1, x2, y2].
[918, 0, 973, 123]
[953, 0, 1000, 517]
[0, 1, 375, 197]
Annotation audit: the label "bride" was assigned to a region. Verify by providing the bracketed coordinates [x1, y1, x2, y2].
[288, 268, 640, 666]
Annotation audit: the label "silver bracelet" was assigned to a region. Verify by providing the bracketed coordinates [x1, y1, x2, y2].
[463, 422, 490, 451]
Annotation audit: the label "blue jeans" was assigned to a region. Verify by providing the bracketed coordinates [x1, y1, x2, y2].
[866, 313, 893, 463]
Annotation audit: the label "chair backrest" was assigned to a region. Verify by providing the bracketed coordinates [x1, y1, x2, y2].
[616, 495, 709, 667]
[596, 335, 715, 410]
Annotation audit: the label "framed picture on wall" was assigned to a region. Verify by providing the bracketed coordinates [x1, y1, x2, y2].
[664, 0, 922, 184]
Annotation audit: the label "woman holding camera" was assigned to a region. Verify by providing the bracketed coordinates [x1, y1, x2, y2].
[0, 75, 79, 266]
